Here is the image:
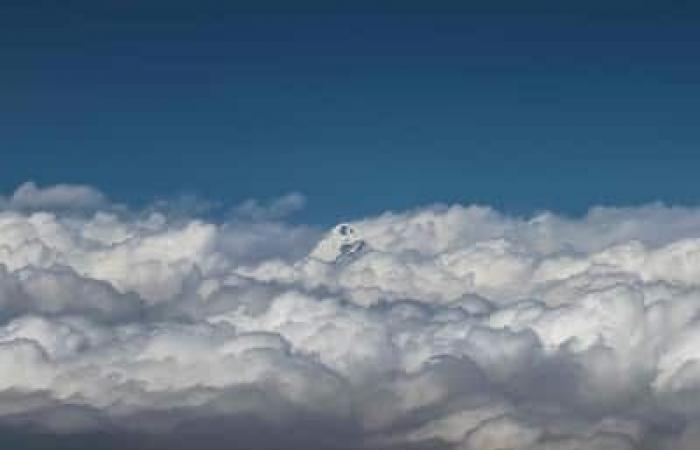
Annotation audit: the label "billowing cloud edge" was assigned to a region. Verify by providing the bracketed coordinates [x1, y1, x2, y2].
[2, 184, 700, 449]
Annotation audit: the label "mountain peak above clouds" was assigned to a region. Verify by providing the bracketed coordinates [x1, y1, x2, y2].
[310, 223, 368, 263]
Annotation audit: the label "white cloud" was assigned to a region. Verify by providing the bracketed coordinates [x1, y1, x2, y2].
[231, 192, 307, 221]
[3, 185, 700, 448]
[0, 181, 107, 211]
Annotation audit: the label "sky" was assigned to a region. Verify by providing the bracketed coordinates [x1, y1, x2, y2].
[7, 3, 700, 450]
[2, 1, 700, 223]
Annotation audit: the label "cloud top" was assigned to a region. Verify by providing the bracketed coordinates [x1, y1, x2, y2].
[232, 192, 307, 221]
[2, 185, 700, 449]
[1, 182, 107, 211]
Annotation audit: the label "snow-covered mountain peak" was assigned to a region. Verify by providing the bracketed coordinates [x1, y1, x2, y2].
[310, 223, 368, 263]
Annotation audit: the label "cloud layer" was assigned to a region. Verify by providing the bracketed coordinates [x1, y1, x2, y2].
[3, 184, 700, 449]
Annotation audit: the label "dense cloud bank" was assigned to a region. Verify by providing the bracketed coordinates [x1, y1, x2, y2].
[5, 185, 700, 448]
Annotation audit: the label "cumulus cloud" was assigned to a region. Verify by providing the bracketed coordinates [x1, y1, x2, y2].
[4, 185, 700, 448]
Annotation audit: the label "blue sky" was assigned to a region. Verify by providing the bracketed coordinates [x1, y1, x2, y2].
[2, 1, 700, 223]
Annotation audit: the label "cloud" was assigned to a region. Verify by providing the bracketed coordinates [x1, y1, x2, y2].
[231, 192, 307, 221]
[4, 185, 700, 448]
[0, 182, 107, 211]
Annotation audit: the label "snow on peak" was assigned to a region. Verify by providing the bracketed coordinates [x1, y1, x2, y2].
[310, 223, 368, 263]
